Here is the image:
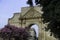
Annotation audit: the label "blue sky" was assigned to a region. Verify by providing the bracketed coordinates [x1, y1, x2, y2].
[0, 0, 29, 28]
[0, 0, 36, 28]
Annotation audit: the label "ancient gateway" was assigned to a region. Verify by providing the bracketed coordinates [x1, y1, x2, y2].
[8, 6, 57, 40]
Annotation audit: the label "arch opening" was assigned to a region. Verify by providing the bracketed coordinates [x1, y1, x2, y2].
[28, 24, 39, 40]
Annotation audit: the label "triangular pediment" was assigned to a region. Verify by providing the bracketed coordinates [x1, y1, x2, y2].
[23, 8, 42, 18]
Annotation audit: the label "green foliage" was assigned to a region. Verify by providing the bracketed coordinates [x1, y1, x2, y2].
[27, 0, 33, 6]
[26, 0, 60, 39]
[39, 0, 60, 39]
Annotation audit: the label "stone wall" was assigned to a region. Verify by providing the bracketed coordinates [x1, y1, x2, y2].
[8, 6, 57, 40]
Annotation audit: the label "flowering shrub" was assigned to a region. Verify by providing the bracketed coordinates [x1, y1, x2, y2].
[0, 25, 29, 40]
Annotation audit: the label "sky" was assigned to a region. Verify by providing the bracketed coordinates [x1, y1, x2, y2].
[0, 0, 28, 28]
[0, 0, 36, 28]
[0, 0, 38, 37]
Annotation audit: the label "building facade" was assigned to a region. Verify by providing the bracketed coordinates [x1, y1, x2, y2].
[8, 6, 57, 40]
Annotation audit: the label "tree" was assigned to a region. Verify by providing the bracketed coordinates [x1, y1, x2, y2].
[26, 0, 60, 39]
[0, 25, 29, 40]
[36, 0, 60, 39]
[27, 0, 33, 6]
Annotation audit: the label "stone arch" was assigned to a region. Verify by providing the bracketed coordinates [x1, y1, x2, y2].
[8, 6, 57, 40]
[28, 24, 39, 38]
[25, 23, 40, 40]
[24, 21, 43, 40]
